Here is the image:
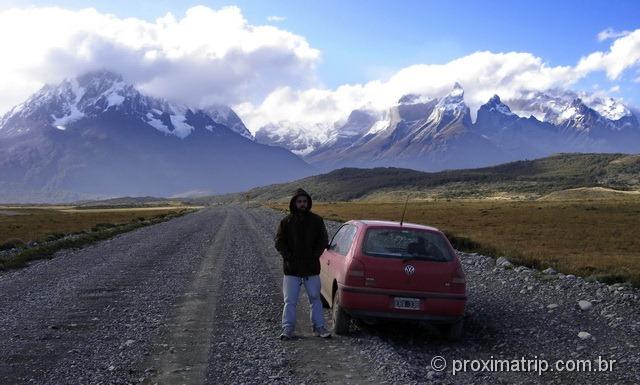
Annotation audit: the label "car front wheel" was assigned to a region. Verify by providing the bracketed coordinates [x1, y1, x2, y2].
[332, 289, 351, 335]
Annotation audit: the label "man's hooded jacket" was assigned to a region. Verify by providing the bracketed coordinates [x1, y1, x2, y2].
[274, 188, 329, 277]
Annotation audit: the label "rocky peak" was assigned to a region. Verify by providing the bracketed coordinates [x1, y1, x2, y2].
[481, 94, 515, 116]
[424, 83, 471, 128]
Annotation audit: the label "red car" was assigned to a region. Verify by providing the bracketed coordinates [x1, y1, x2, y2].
[319, 220, 466, 339]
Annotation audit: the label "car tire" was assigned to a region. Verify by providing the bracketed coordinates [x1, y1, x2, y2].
[443, 319, 463, 341]
[332, 290, 350, 335]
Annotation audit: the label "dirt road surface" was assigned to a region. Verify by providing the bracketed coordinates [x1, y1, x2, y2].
[1, 204, 638, 384]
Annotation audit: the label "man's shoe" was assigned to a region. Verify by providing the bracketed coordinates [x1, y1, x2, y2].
[313, 326, 332, 338]
[279, 328, 294, 340]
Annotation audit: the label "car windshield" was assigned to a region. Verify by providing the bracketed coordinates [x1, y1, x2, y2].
[362, 228, 453, 261]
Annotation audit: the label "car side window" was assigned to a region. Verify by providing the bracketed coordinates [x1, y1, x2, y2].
[329, 225, 348, 251]
[335, 225, 357, 256]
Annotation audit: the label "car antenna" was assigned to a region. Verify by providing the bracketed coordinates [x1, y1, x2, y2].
[400, 192, 410, 226]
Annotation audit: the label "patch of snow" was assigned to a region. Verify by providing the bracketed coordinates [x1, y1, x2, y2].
[492, 103, 514, 116]
[146, 116, 170, 134]
[55, 125, 66, 131]
[106, 93, 125, 108]
[559, 106, 579, 122]
[51, 105, 85, 128]
[366, 115, 391, 135]
[205, 125, 214, 131]
[169, 114, 195, 139]
[584, 96, 631, 120]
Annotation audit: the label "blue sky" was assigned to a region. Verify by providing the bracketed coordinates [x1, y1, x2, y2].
[0, 0, 639, 132]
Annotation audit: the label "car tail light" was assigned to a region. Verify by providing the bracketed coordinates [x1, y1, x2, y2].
[451, 265, 466, 285]
[345, 257, 366, 286]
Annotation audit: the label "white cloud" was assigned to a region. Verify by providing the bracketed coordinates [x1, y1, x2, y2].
[2, 5, 639, 146]
[240, 30, 640, 139]
[597, 28, 631, 42]
[577, 29, 640, 80]
[267, 15, 286, 22]
[0, 5, 319, 113]
[239, 51, 582, 136]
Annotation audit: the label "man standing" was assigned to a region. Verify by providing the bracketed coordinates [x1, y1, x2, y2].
[274, 188, 331, 340]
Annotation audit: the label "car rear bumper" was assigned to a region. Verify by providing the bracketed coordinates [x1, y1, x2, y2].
[345, 309, 463, 323]
[338, 283, 466, 320]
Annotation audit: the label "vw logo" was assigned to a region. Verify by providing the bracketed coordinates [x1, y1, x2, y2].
[404, 264, 415, 276]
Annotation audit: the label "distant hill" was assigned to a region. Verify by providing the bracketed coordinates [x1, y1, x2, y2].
[71, 196, 192, 208]
[200, 153, 640, 203]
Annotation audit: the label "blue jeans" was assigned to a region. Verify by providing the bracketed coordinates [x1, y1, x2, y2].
[282, 274, 325, 331]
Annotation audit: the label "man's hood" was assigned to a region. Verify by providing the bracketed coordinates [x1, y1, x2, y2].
[289, 188, 313, 214]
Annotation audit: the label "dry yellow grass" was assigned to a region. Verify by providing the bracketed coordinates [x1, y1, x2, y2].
[0, 207, 193, 246]
[268, 199, 640, 286]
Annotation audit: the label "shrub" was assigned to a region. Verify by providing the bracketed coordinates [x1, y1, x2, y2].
[0, 238, 25, 251]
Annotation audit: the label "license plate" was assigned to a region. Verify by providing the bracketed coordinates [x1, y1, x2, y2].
[394, 297, 421, 310]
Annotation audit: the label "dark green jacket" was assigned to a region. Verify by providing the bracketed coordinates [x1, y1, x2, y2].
[274, 189, 329, 277]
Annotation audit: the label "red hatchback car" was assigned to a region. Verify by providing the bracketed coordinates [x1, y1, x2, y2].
[319, 220, 467, 339]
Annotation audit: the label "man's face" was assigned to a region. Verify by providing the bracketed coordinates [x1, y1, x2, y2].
[295, 195, 308, 211]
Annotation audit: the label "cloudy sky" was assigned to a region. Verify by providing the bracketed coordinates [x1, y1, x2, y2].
[1, 0, 639, 135]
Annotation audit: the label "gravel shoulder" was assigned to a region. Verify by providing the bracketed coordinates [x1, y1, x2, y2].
[0, 203, 638, 384]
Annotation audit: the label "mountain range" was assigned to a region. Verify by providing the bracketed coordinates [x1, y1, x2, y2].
[257, 84, 640, 172]
[0, 71, 314, 203]
[1, 70, 639, 203]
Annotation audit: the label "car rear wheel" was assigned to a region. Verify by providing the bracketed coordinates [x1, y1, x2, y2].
[332, 290, 351, 335]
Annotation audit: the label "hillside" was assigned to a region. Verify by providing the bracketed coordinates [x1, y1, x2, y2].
[201, 153, 640, 203]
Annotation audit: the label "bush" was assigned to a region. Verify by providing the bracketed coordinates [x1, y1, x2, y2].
[44, 233, 66, 242]
[0, 238, 25, 251]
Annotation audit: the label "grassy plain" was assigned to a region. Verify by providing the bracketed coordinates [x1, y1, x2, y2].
[268, 199, 640, 286]
[0, 205, 202, 270]
[0, 206, 203, 246]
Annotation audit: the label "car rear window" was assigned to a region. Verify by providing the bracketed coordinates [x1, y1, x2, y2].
[362, 228, 453, 261]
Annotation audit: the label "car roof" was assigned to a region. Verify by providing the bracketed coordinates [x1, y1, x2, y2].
[349, 219, 441, 232]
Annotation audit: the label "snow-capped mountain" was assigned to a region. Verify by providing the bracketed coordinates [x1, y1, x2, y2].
[306, 84, 506, 171]
[256, 84, 640, 172]
[506, 89, 637, 133]
[0, 70, 254, 140]
[418, 82, 471, 136]
[0, 70, 313, 203]
[254, 121, 332, 156]
[202, 104, 254, 140]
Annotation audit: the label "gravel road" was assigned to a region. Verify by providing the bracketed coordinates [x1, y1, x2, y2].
[1, 203, 638, 384]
